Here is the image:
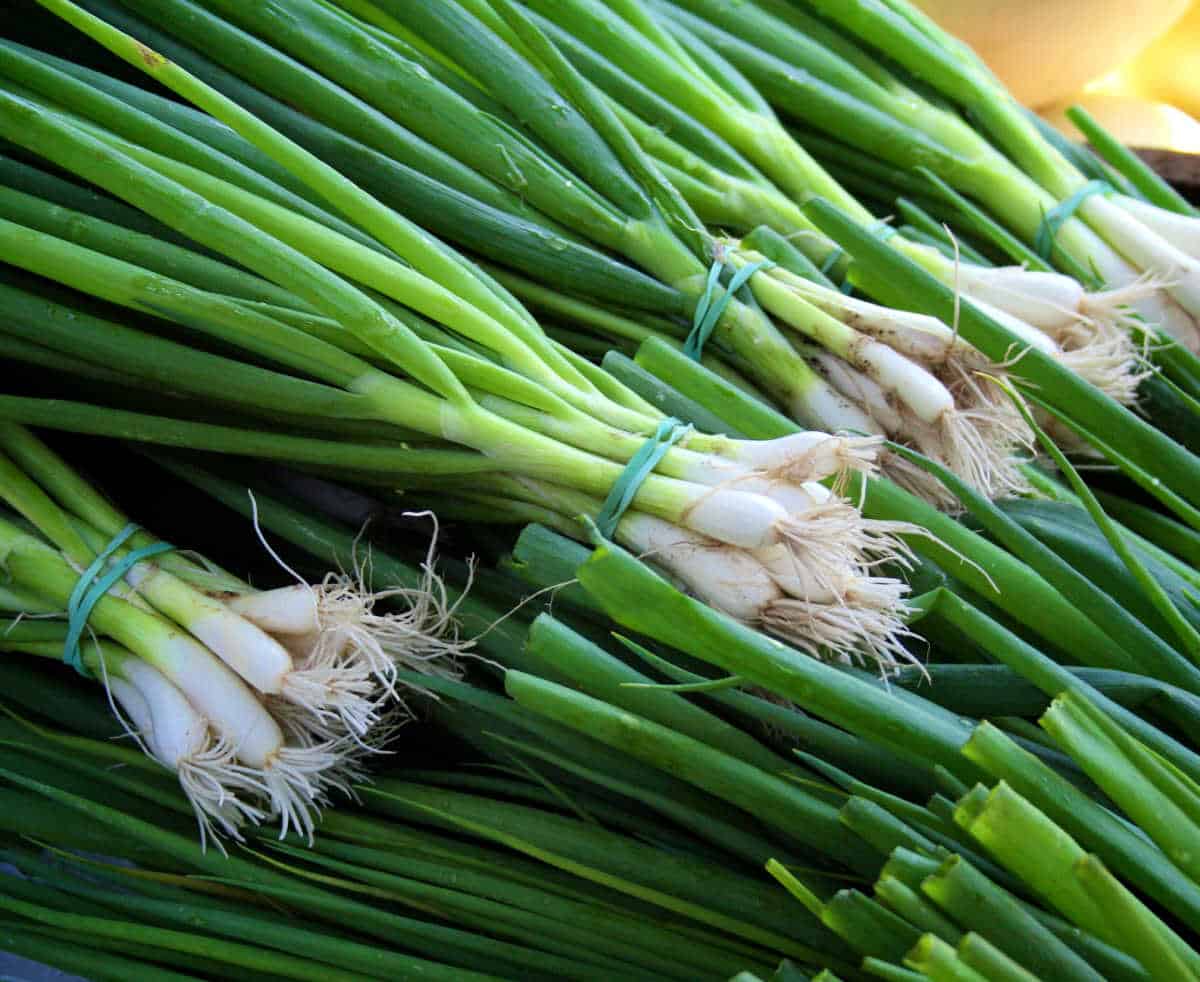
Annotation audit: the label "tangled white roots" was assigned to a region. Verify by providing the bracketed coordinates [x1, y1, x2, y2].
[777, 502, 917, 584]
[253, 530, 471, 839]
[1055, 281, 1156, 408]
[938, 355, 1032, 495]
[250, 742, 346, 843]
[770, 434, 884, 492]
[762, 582, 916, 672]
[309, 572, 465, 688]
[1057, 328, 1150, 409]
[155, 513, 477, 845]
[280, 643, 381, 743]
[174, 737, 268, 847]
[878, 356, 1032, 509]
[770, 503, 920, 673]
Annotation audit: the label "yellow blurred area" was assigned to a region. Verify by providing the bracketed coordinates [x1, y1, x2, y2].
[1045, 93, 1200, 155]
[915, 0, 1200, 151]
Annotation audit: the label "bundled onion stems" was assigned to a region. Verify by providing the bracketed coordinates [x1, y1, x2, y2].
[802, 0, 1200, 332]
[452, 1, 1138, 420]
[524, 1, 1152, 416]
[0, 0, 934, 664]
[398, 438, 918, 669]
[645, 0, 1200, 349]
[0, 619, 271, 836]
[0, 424, 466, 841]
[6, 426, 1195, 978]
[0, 0, 1058, 503]
[516, 0, 1148, 345]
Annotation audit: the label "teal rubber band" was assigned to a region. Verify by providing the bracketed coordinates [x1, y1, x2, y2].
[819, 247, 845, 276]
[868, 219, 899, 243]
[1035, 180, 1111, 261]
[683, 260, 725, 362]
[683, 258, 774, 362]
[594, 418, 691, 539]
[63, 523, 173, 678]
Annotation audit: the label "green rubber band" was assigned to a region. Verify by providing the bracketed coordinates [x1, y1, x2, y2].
[594, 418, 691, 539]
[683, 257, 773, 361]
[869, 219, 899, 242]
[64, 523, 173, 678]
[819, 247, 845, 276]
[684, 260, 724, 361]
[1035, 180, 1111, 261]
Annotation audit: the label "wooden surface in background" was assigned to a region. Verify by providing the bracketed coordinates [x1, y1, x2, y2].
[1140, 149, 1200, 202]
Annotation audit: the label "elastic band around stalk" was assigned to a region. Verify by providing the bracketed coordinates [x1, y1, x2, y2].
[594, 418, 691, 539]
[819, 248, 845, 277]
[1035, 180, 1112, 261]
[64, 523, 173, 678]
[683, 257, 773, 361]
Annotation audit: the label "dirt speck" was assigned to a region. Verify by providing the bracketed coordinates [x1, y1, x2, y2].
[135, 42, 166, 68]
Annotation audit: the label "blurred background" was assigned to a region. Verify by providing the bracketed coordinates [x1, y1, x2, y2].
[916, 0, 1200, 156]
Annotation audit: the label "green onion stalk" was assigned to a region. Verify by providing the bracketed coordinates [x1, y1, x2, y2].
[0, 1, 937, 659]
[482, 0, 1149, 411]
[0, 425, 472, 841]
[48, 0, 1046, 503]
[651, 0, 1200, 354]
[0, 706, 842, 980]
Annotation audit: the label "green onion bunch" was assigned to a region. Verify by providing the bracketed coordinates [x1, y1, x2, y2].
[415, 0, 1123, 494]
[0, 0, 1195, 723]
[0, 424, 468, 842]
[6, 0, 1180, 521]
[5, 482, 1196, 979]
[0, 0, 943, 667]
[645, 0, 1200, 358]
[2, 1, 1200, 976]
[9, 0, 1051, 505]
[0, 484, 871, 981]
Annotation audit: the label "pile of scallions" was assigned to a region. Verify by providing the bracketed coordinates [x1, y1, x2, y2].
[5, 449, 1200, 981]
[2, 0, 1200, 979]
[0, 0, 947, 671]
[8, 0, 1179, 503]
